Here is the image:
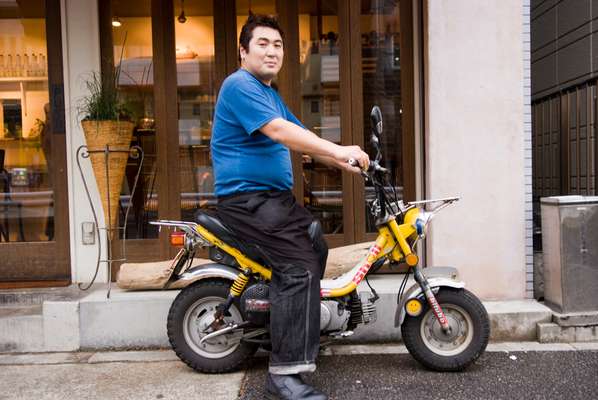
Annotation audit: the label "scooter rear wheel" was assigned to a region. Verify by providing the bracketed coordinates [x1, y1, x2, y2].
[167, 279, 258, 373]
[401, 288, 490, 371]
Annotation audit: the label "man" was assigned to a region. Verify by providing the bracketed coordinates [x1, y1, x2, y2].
[211, 14, 369, 400]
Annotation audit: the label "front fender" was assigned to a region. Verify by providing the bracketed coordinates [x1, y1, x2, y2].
[394, 277, 465, 327]
[166, 263, 239, 289]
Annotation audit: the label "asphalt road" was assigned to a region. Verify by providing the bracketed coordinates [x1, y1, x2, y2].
[1, 348, 597, 399]
[239, 351, 598, 400]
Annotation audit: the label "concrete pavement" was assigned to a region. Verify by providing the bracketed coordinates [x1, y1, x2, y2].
[1, 343, 598, 400]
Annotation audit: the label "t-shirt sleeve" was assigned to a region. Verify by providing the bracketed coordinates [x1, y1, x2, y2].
[224, 77, 283, 135]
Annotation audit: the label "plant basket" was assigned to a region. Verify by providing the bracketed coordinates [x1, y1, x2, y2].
[81, 119, 134, 238]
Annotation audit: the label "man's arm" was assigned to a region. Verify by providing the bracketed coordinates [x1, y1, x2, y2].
[260, 118, 369, 173]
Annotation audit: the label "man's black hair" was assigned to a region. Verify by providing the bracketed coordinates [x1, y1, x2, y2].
[238, 13, 285, 63]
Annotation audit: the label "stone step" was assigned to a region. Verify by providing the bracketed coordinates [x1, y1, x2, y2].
[74, 275, 553, 351]
[0, 285, 82, 307]
[537, 322, 598, 343]
[0, 276, 557, 353]
[0, 306, 44, 353]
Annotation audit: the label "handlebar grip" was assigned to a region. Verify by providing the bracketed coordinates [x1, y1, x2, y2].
[348, 158, 360, 168]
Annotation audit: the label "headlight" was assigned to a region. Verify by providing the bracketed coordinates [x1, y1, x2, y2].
[414, 211, 434, 238]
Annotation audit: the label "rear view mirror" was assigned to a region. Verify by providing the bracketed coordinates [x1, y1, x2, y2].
[370, 106, 383, 137]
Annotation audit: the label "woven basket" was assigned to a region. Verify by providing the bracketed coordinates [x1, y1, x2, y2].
[81, 120, 134, 238]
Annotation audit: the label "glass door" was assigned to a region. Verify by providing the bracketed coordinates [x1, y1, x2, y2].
[297, 0, 355, 247]
[109, 0, 158, 241]
[353, 0, 415, 246]
[360, 0, 403, 234]
[0, 0, 70, 287]
[174, 0, 218, 220]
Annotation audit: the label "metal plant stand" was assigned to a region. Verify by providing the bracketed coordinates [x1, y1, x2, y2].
[76, 144, 144, 298]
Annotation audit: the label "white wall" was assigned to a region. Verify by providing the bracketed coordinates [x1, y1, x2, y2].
[425, 0, 526, 300]
[62, 0, 108, 283]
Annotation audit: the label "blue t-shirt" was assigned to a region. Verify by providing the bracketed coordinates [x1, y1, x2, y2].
[211, 69, 304, 197]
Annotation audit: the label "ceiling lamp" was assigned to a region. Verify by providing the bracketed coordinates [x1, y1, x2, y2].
[178, 0, 187, 23]
[111, 17, 122, 27]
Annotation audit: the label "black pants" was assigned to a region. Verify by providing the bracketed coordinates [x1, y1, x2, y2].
[217, 190, 323, 374]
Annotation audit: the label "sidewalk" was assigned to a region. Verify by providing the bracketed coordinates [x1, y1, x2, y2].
[1, 343, 597, 400]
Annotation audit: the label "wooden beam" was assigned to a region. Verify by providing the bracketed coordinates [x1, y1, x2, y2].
[152, 0, 180, 258]
[348, 0, 366, 242]
[338, 0, 355, 245]
[45, 0, 71, 279]
[225, 0, 238, 74]
[97, 0, 114, 86]
[276, 0, 304, 203]
[214, 0, 237, 91]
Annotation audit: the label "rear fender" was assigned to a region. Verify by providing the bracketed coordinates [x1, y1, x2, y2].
[394, 277, 465, 327]
[166, 263, 239, 289]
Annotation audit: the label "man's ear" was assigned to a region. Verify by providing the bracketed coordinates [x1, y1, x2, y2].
[239, 46, 247, 61]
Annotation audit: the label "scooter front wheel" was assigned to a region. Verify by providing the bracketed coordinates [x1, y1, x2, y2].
[401, 288, 490, 371]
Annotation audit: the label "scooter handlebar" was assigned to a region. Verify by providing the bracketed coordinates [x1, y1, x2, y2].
[348, 158, 388, 175]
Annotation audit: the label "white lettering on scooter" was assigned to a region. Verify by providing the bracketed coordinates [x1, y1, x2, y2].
[352, 245, 381, 285]
[426, 292, 448, 326]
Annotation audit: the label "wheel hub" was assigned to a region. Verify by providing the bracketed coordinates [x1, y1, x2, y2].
[421, 303, 474, 356]
[183, 297, 243, 359]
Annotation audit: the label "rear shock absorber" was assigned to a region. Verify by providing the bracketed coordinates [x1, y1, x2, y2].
[230, 272, 249, 297]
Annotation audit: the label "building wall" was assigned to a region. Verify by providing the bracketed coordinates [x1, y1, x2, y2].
[425, 0, 527, 299]
[61, 0, 108, 283]
[531, 0, 598, 100]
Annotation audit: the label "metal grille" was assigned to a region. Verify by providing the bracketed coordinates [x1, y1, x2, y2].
[532, 80, 598, 249]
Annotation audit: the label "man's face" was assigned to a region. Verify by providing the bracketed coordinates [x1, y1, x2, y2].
[240, 26, 284, 84]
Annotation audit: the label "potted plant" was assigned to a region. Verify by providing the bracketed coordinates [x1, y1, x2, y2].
[79, 67, 134, 237]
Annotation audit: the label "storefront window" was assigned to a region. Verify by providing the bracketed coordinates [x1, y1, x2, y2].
[0, 1, 53, 242]
[361, 0, 402, 232]
[236, 0, 276, 38]
[298, 0, 343, 234]
[174, 0, 217, 219]
[110, 1, 158, 239]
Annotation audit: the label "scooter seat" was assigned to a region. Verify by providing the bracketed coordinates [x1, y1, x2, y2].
[194, 211, 271, 265]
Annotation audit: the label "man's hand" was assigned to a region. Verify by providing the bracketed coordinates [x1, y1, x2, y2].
[332, 145, 370, 174]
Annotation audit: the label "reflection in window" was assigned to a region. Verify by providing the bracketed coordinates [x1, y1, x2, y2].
[0, 1, 53, 242]
[110, 1, 159, 239]
[299, 0, 343, 234]
[174, 0, 217, 220]
[361, 0, 402, 232]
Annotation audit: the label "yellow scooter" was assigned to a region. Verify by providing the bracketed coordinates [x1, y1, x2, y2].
[151, 106, 490, 374]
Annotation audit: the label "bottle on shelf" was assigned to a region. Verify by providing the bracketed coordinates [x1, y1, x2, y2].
[31, 53, 38, 76]
[16, 54, 22, 77]
[23, 53, 29, 77]
[39, 53, 46, 76]
[7, 54, 13, 77]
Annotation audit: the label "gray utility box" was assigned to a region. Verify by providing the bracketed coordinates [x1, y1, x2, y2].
[541, 196, 598, 313]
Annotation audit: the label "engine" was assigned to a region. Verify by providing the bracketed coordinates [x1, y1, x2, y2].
[240, 282, 377, 333]
[320, 300, 351, 332]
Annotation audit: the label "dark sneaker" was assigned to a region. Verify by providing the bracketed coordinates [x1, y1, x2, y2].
[264, 373, 328, 400]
